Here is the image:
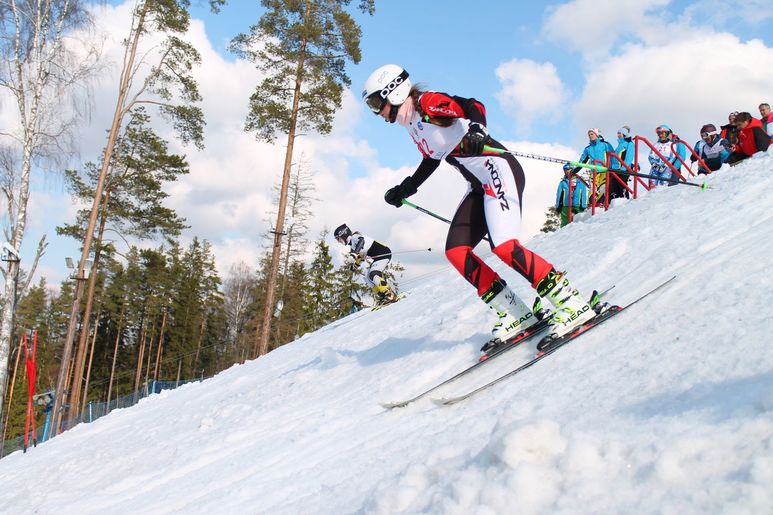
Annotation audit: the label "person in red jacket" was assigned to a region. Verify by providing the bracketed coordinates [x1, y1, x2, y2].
[727, 112, 771, 165]
[362, 64, 599, 355]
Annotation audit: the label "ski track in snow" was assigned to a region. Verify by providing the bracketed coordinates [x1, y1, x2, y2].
[1, 152, 772, 514]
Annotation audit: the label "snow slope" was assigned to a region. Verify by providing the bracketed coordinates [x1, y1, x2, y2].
[1, 153, 772, 515]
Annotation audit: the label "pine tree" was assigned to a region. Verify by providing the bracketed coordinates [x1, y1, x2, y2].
[541, 207, 561, 233]
[230, 0, 375, 358]
[331, 259, 369, 318]
[303, 232, 338, 333]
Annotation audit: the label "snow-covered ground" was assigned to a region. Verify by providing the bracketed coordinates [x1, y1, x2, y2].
[2, 153, 772, 515]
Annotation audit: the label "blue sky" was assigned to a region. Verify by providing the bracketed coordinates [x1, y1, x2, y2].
[13, 0, 773, 287]
[189, 0, 773, 160]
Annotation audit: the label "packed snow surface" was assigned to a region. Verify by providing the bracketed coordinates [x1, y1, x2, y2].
[2, 153, 772, 514]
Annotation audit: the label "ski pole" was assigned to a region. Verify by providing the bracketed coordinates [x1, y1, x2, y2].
[482, 145, 710, 189]
[401, 199, 452, 224]
[366, 248, 432, 261]
[401, 199, 492, 244]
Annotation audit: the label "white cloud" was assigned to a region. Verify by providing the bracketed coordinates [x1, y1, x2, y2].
[495, 59, 569, 132]
[683, 0, 773, 27]
[542, 0, 675, 61]
[573, 33, 773, 142]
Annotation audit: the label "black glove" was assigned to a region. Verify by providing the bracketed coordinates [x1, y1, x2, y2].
[460, 122, 490, 156]
[384, 176, 418, 207]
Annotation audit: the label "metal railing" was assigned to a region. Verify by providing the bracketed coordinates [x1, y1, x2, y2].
[563, 135, 705, 224]
[1, 378, 200, 458]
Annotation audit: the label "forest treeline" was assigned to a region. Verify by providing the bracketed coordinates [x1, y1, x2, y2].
[3, 231, 401, 445]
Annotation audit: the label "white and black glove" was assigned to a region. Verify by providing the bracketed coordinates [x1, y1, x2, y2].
[461, 123, 491, 156]
[345, 253, 361, 271]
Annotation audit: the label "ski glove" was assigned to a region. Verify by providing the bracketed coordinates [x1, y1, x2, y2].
[461, 123, 491, 156]
[384, 176, 418, 208]
[346, 253, 361, 271]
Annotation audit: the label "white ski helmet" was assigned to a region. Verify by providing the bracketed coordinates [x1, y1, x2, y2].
[362, 64, 411, 116]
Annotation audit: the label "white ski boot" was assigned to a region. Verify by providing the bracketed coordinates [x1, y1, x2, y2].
[481, 279, 540, 350]
[537, 269, 595, 341]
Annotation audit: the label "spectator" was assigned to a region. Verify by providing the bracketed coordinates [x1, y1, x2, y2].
[648, 124, 687, 188]
[555, 163, 588, 227]
[720, 111, 740, 147]
[727, 112, 770, 165]
[691, 124, 731, 174]
[609, 125, 635, 199]
[578, 128, 614, 203]
[759, 103, 773, 139]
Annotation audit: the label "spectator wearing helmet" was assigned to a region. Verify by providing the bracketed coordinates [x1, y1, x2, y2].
[690, 124, 731, 174]
[577, 128, 614, 203]
[727, 112, 771, 165]
[759, 103, 773, 139]
[720, 112, 740, 146]
[555, 163, 588, 227]
[648, 124, 687, 188]
[333, 223, 398, 307]
[363, 64, 599, 355]
[609, 126, 635, 199]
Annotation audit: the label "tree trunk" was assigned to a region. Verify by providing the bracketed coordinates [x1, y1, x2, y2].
[153, 307, 168, 382]
[133, 323, 148, 393]
[69, 190, 111, 420]
[79, 309, 102, 415]
[52, 1, 150, 435]
[106, 313, 124, 410]
[193, 316, 206, 371]
[255, 0, 311, 358]
[144, 321, 158, 385]
[0, 344, 22, 452]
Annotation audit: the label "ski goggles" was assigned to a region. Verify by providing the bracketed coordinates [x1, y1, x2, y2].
[364, 91, 387, 114]
[364, 69, 409, 114]
[701, 131, 717, 138]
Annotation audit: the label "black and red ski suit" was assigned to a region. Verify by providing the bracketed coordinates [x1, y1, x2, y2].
[395, 91, 554, 296]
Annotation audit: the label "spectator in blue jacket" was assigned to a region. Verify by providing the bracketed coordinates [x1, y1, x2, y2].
[690, 123, 731, 174]
[555, 163, 588, 227]
[609, 126, 635, 199]
[578, 128, 614, 202]
[648, 124, 687, 188]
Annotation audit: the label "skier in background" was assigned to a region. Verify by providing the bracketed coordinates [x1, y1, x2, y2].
[334, 224, 399, 307]
[361, 64, 600, 354]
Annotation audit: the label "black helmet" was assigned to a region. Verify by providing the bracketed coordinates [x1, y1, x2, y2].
[334, 224, 352, 244]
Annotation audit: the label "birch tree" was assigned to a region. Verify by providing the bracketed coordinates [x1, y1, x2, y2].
[0, 0, 97, 433]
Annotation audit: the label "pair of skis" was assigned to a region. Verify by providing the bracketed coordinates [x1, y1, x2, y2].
[381, 276, 675, 408]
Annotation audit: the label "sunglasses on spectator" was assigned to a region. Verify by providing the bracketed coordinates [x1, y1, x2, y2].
[701, 131, 717, 138]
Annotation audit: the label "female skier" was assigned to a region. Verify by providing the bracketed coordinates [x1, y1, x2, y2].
[361, 64, 597, 352]
[334, 223, 399, 307]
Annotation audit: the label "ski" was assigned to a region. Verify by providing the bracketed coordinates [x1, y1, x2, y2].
[379, 322, 547, 409]
[431, 276, 676, 406]
[379, 285, 615, 409]
[370, 292, 407, 312]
